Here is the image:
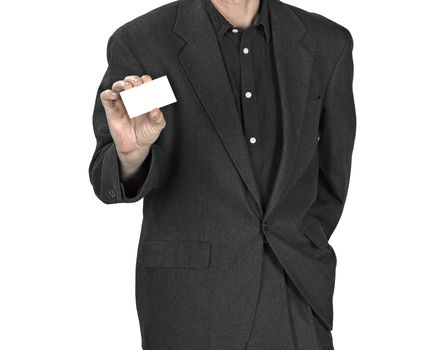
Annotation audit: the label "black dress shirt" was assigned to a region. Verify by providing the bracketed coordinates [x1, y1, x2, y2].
[202, 0, 283, 212]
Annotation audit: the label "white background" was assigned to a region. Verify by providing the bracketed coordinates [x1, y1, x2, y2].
[1, 0, 431, 349]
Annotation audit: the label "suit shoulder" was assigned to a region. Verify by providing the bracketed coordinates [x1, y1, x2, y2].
[286, 3, 353, 45]
[110, 0, 179, 42]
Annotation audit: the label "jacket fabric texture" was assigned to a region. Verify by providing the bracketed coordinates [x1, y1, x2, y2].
[89, 0, 356, 348]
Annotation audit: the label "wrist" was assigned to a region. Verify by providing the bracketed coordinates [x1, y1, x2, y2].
[116, 144, 152, 179]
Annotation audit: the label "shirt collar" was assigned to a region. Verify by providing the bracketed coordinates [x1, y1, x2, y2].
[202, 0, 271, 42]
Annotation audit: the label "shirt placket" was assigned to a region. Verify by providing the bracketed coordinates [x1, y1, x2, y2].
[239, 27, 260, 160]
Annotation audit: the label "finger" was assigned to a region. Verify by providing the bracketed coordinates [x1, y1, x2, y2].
[113, 74, 149, 92]
[100, 89, 120, 109]
[124, 75, 143, 87]
[148, 108, 166, 126]
[141, 74, 152, 83]
[100, 88, 118, 101]
[112, 79, 135, 92]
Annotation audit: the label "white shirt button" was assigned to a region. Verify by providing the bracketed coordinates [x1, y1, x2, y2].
[243, 47, 249, 54]
[232, 28, 239, 33]
[249, 137, 257, 144]
[245, 91, 252, 98]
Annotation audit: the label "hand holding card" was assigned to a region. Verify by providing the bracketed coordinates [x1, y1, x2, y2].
[99, 73, 169, 169]
[119, 75, 177, 118]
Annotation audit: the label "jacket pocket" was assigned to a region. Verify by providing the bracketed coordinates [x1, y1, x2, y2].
[305, 95, 323, 118]
[306, 94, 322, 103]
[303, 228, 329, 249]
[300, 215, 329, 249]
[140, 240, 212, 269]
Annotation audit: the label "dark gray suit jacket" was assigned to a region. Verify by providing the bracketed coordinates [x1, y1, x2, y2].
[89, 0, 356, 348]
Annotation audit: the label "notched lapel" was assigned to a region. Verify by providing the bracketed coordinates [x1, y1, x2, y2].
[263, 0, 315, 220]
[173, 0, 264, 216]
[172, 0, 315, 219]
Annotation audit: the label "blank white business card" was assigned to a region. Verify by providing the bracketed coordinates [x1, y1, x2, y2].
[119, 75, 177, 118]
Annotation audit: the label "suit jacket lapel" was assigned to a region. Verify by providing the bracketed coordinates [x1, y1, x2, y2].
[173, 0, 264, 215]
[263, 0, 314, 220]
[173, 0, 314, 219]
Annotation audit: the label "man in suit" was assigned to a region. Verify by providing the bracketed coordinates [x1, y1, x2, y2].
[89, 0, 356, 349]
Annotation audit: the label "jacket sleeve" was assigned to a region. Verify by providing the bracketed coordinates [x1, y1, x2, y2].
[301, 30, 357, 242]
[88, 30, 162, 204]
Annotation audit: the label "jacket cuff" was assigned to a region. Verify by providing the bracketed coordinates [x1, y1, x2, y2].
[102, 142, 161, 203]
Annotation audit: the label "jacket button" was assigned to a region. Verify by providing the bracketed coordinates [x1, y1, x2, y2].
[263, 222, 269, 231]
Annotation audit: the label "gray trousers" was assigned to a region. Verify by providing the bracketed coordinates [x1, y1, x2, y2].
[243, 243, 334, 350]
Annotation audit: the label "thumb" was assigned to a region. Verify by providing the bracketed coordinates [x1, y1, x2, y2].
[148, 108, 166, 128]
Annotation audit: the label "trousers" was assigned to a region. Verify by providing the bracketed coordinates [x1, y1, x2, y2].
[243, 242, 334, 350]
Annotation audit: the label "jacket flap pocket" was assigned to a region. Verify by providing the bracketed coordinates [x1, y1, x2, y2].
[141, 240, 212, 269]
